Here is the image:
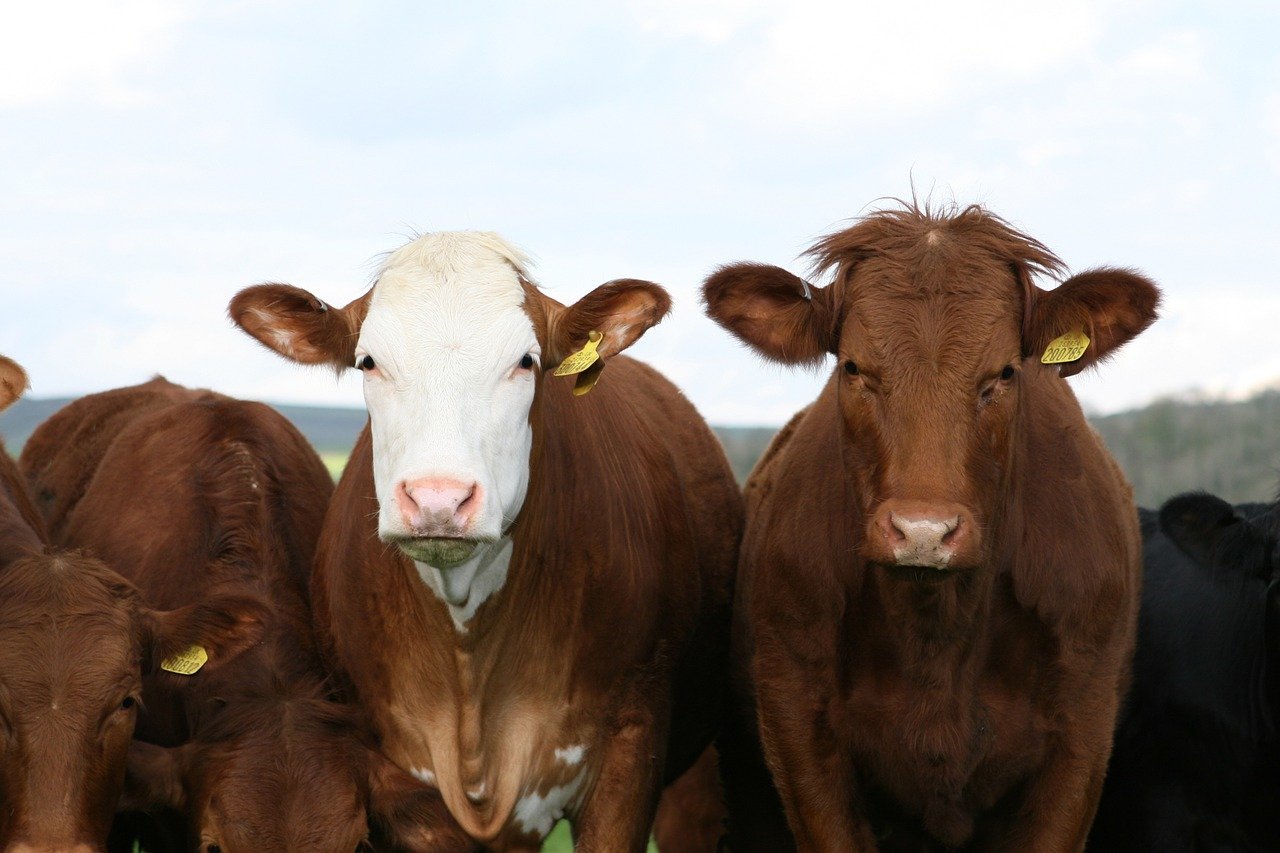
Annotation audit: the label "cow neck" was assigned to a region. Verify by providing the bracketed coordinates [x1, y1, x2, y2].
[412, 537, 514, 635]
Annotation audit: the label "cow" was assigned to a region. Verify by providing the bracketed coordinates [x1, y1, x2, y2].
[0, 360, 265, 852]
[228, 231, 742, 850]
[701, 202, 1160, 851]
[19, 378, 474, 852]
[1090, 497, 1280, 851]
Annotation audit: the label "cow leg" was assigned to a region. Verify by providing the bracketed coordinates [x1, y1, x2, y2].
[998, 726, 1113, 852]
[573, 703, 665, 853]
[752, 632, 877, 852]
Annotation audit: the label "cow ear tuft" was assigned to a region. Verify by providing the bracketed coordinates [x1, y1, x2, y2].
[1160, 492, 1273, 581]
[229, 284, 370, 371]
[545, 279, 671, 367]
[145, 594, 268, 674]
[1027, 267, 1160, 378]
[0, 356, 29, 413]
[702, 263, 835, 366]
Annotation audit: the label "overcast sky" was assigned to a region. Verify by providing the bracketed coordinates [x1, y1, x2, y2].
[2, 0, 1277, 425]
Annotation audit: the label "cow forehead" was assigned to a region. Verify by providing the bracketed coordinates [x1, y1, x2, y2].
[364, 232, 536, 354]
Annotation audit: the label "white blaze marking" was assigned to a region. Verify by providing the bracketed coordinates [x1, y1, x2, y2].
[415, 537, 513, 632]
[554, 744, 586, 767]
[513, 767, 588, 839]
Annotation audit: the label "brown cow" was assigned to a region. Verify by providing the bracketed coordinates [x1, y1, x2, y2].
[229, 231, 742, 850]
[20, 378, 474, 852]
[0, 361, 264, 853]
[703, 203, 1159, 851]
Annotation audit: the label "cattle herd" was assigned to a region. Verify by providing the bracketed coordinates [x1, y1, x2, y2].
[0, 201, 1273, 852]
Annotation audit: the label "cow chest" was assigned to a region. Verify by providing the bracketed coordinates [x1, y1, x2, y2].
[836, 622, 1054, 846]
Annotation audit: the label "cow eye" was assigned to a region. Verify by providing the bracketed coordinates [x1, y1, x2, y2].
[121, 696, 136, 711]
[356, 355, 376, 371]
[1000, 364, 1015, 380]
[844, 360, 859, 376]
[519, 353, 535, 370]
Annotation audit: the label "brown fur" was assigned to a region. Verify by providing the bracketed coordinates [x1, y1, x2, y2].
[230, 271, 742, 851]
[20, 378, 474, 852]
[704, 202, 1159, 851]
[0, 363, 264, 851]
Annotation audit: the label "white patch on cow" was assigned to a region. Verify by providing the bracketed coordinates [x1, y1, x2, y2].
[411, 767, 437, 786]
[554, 744, 586, 767]
[465, 780, 488, 803]
[357, 232, 539, 548]
[513, 767, 588, 839]
[415, 537, 513, 632]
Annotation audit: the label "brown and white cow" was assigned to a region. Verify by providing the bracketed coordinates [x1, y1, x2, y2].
[703, 203, 1159, 851]
[20, 378, 473, 852]
[229, 232, 742, 850]
[0, 361, 265, 853]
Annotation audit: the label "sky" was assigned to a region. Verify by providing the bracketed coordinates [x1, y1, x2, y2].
[1, 0, 1277, 425]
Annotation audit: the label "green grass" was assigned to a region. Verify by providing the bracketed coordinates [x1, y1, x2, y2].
[319, 451, 348, 480]
[541, 820, 660, 851]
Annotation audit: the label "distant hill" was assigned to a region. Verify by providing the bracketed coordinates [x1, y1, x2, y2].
[5, 390, 1279, 509]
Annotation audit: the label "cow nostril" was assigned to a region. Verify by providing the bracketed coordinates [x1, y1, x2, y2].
[941, 518, 962, 546]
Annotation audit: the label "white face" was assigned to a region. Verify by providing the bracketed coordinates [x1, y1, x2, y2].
[354, 233, 540, 567]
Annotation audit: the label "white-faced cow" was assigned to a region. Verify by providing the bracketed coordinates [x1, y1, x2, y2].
[229, 232, 741, 850]
[703, 202, 1159, 851]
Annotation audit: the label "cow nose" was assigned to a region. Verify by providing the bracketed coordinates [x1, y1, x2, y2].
[870, 501, 976, 569]
[396, 477, 480, 534]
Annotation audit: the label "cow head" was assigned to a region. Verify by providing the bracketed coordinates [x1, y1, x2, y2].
[704, 204, 1159, 577]
[230, 232, 668, 604]
[1160, 492, 1280, 678]
[0, 553, 264, 852]
[0, 357, 27, 413]
[123, 702, 476, 852]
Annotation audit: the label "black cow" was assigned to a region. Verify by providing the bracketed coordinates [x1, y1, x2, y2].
[1090, 496, 1280, 851]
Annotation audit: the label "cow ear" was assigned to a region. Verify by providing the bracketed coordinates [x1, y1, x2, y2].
[1026, 267, 1160, 378]
[544, 279, 671, 367]
[146, 594, 268, 674]
[365, 750, 477, 852]
[229, 284, 371, 370]
[1160, 492, 1273, 581]
[0, 356, 28, 412]
[702, 263, 835, 366]
[121, 741, 189, 812]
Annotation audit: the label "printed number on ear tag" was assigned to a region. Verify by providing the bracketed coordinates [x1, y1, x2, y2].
[554, 331, 603, 377]
[1041, 330, 1090, 365]
[161, 645, 209, 675]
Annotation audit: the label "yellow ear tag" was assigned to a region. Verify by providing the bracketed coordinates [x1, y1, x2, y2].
[1041, 330, 1090, 365]
[160, 645, 209, 675]
[553, 330, 603, 377]
[571, 360, 605, 396]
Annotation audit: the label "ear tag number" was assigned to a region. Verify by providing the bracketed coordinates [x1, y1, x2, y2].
[1041, 330, 1090, 365]
[554, 330, 603, 377]
[161, 645, 209, 675]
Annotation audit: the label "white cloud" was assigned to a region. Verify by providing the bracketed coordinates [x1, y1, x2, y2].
[634, 0, 1106, 132]
[0, 1, 196, 107]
